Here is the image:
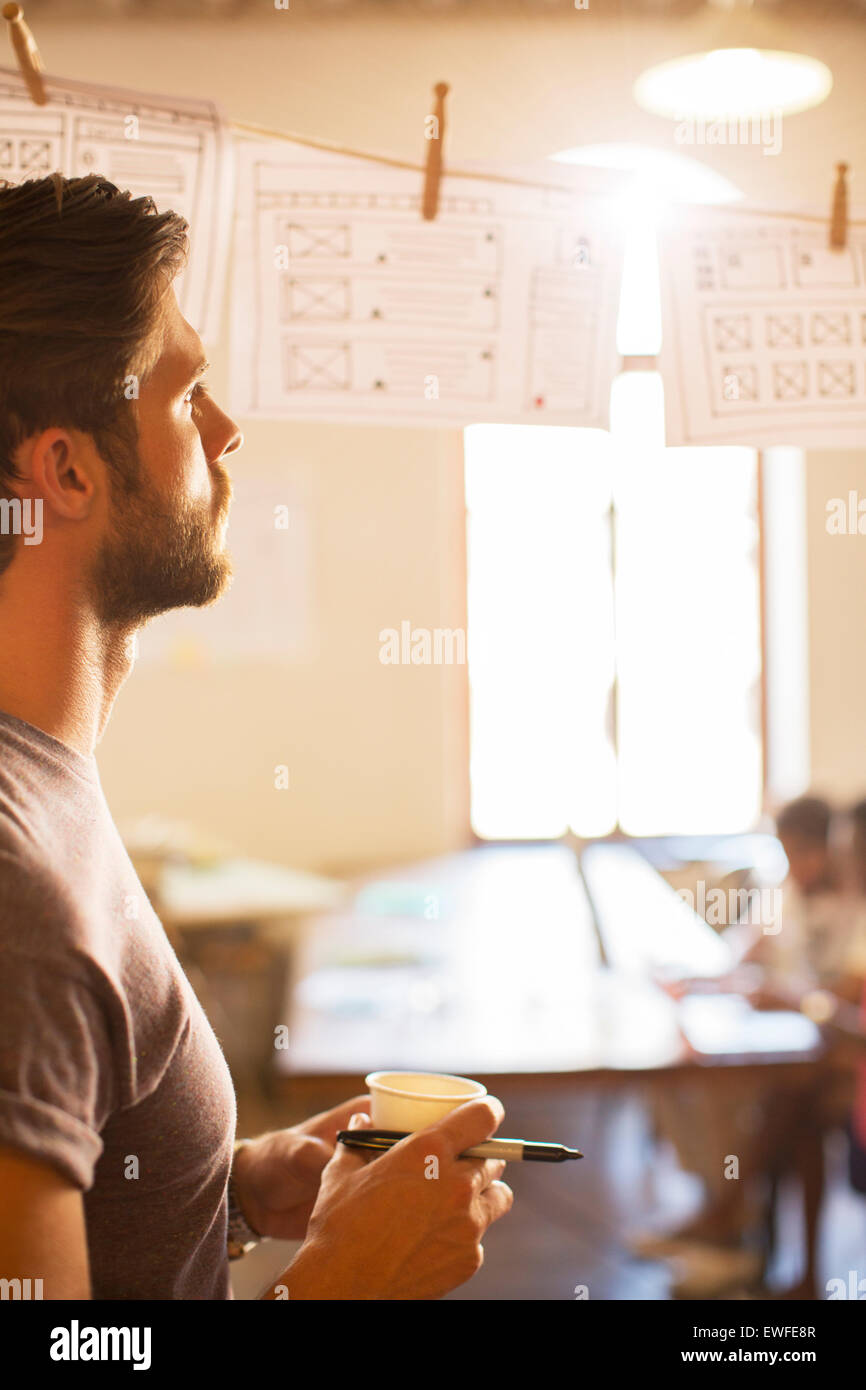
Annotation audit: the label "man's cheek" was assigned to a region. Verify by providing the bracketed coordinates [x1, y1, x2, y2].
[175, 435, 212, 501]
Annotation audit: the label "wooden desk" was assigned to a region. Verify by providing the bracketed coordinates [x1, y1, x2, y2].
[276, 844, 823, 1092]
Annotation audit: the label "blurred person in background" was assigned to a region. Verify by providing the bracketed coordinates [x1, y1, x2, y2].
[752, 797, 866, 999]
[632, 796, 866, 1298]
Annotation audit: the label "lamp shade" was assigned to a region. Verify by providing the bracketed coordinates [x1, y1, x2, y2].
[635, 47, 833, 120]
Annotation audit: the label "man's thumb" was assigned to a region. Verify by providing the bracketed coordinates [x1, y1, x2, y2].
[328, 1111, 372, 1172]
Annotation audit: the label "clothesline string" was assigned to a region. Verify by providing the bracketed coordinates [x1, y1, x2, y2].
[232, 120, 864, 227]
[231, 119, 588, 195]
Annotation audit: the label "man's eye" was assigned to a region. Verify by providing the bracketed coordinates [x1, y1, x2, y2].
[184, 381, 209, 407]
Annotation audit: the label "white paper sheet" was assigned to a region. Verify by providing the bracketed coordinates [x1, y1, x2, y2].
[230, 140, 625, 428]
[0, 66, 231, 343]
[659, 206, 866, 448]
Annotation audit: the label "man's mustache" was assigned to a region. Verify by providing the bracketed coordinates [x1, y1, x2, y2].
[210, 462, 233, 521]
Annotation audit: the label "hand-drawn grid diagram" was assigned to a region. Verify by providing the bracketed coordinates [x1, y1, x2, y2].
[660, 215, 866, 444]
[242, 154, 622, 425]
[0, 68, 229, 342]
[272, 198, 502, 401]
[688, 226, 866, 423]
[709, 305, 866, 411]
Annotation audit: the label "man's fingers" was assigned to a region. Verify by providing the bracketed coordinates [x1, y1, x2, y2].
[479, 1158, 507, 1187]
[322, 1111, 372, 1174]
[292, 1133, 333, 1177]
[476, 1179, 514, 1227]
[460, 1157, 507, 1192]
[418, 1097, 506, 1157]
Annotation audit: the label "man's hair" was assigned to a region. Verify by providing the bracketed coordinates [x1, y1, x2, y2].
[0, 173, 188, 576]
[776, 795, 832, 845]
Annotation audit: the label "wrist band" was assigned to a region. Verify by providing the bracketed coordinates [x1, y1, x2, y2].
[227, 1138, 261, 1260]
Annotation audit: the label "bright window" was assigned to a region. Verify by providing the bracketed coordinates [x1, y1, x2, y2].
[465, 425, 616, 839]
[465, 405, 763, 839]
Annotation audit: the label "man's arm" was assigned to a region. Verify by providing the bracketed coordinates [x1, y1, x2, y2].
[0, 1145, 91, 1298]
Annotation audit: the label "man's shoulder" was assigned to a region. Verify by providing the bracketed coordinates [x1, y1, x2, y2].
[0, 833, 67, 902]
[0, 833, 115, 985]
[0, 753, 74, 892]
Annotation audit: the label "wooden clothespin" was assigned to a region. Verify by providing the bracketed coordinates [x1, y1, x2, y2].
[422, 82, 449, 221]
[3, 3, 46, 106]
[829, 161, 849, 250]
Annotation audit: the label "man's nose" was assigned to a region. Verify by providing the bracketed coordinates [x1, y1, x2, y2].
[223, 422, 244, 458]
[210, 404, 244, 462]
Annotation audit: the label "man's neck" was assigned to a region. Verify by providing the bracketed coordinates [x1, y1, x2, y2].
[0, 568, 135, 757]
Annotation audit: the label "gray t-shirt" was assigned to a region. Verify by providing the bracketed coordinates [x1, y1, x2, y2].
[0, 710, 237, 1299]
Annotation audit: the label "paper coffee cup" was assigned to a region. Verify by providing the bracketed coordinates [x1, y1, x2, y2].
[365, 1070, 487, 1131]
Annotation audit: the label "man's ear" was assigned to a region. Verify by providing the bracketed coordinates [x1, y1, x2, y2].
[26, 429, 101, 521]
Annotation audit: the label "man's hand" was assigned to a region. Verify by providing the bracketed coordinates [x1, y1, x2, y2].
[232, 1095, 372, 1240]
[272, 1097, 514, 1300]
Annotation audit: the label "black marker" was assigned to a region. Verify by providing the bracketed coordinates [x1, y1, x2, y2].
[336, 1129, 583, 1163]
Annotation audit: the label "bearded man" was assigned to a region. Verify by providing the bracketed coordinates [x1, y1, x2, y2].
[0, 174, 512, 1300]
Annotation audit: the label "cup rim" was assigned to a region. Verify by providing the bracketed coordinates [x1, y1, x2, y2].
[365, 1070, 487, 1102]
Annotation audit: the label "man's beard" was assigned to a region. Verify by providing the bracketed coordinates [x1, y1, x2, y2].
[91, 461, 234, 629]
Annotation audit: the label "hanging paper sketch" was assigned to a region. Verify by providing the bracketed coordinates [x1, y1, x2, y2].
[230, 140, 626, 429]
[659, 206, 866, 448]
